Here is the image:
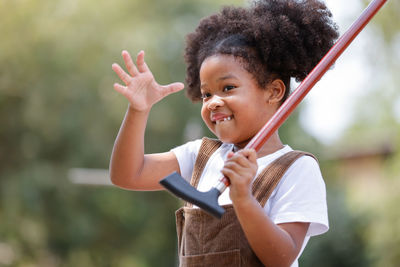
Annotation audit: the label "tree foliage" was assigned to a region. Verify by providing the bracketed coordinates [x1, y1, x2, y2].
[1, 0, 396, 266]
[302, 1, 400, 266]
[0, 0, 240, 266]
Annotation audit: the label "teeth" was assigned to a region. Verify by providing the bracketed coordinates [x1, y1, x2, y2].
[216, 116, 232, 124]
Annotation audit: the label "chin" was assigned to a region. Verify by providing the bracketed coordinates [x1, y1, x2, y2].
[213, 133, 232, 143]
[225, 136, 252, 148]
[216, 134, 242, 145]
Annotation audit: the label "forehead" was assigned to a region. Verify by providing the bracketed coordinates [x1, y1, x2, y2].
[199, 55, 250, 80]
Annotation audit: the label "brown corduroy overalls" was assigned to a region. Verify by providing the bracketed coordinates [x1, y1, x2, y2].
[175, 137, 316, 267]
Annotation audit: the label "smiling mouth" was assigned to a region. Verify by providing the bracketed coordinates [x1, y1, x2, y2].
[215, 116, 233, 124]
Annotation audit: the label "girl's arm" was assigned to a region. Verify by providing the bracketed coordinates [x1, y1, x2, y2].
[110, 50, 184, 191]
[222, 150, 309, 267]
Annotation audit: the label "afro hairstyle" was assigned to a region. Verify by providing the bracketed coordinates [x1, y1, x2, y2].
[184, 0, 339, 102]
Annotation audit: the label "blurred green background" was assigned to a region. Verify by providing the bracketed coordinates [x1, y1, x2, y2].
[0, 0, 399, 266]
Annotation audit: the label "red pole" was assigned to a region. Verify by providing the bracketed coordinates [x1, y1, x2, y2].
[218, 0, 388, 188]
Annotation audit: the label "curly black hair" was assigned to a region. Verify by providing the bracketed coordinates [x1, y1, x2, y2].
[184, 0, 339, 102]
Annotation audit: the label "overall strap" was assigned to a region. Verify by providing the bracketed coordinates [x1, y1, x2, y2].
[186, 139, 317, 208]
[252, 151, 317, 207]
[185, 137, 222, 208]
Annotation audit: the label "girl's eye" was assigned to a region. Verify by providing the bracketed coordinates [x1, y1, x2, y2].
[223, 85, 235, 92]
[201, 92, 212, 100]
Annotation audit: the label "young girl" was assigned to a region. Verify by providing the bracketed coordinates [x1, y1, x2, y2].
[110, 0, 338, 266]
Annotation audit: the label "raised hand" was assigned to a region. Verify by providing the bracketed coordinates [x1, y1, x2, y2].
[112, 50, 184, 112]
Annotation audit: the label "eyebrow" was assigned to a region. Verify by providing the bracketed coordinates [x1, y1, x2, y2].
[200, 74, 237, 89]
[217, 74, 236, 82]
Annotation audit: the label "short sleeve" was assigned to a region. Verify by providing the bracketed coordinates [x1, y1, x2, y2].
[170, 139, 202, 182]
[266, 155, 329, 237]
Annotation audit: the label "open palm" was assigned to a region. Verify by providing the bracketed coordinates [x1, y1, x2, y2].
[112, 50, 184, 112]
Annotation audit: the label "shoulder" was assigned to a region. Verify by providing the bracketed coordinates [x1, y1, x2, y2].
[275, 152, 324, 196]
[171, 137, 230, 158]
[170, 139, 202, 182]
[170, 139, 203, 156]
[266, 150, 328, 236]
[287, 152, 320, 175]
[170, 138, 231, 182]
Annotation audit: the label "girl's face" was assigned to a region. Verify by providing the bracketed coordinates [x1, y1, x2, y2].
[199, 55, 278, 148]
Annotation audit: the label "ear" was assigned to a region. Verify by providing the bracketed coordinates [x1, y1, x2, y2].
[265, 79, 286, 104]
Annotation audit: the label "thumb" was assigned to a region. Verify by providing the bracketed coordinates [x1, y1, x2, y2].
[241, 148, 257, 163]
[161, 82, 185, 96]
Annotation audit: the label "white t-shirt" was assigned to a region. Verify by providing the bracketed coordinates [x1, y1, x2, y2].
[171, 139, 329, 267]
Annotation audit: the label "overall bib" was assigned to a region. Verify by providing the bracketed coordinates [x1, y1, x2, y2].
[176, 137, 315, 267]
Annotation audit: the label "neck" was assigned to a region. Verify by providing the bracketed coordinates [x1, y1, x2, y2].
[256, 132, 284, 158]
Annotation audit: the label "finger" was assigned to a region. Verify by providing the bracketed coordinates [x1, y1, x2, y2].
[226, 152, 250, 168]
[238, 149, 257, 163]
[136, 50, 150, 73]
[223, 160, 245, 175]
[221, 167, 236, 181]
[246, 149, 257, 163]
[122, 50, 139, 76]
[113, 83, 128, 96]
[227, 151, 235, 159]
[161, 82, 185, 97]
[112, 63, 131, 85]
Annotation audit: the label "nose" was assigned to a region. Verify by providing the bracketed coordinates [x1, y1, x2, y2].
[207, 95, 224, 110]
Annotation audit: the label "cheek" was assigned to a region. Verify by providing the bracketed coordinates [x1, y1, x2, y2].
[200, 105, 210, 124]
